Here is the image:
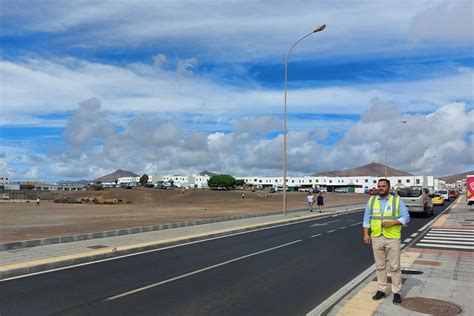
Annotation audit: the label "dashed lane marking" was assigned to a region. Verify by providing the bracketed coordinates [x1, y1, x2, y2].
[104, 239, 302, 301]
[311, 234, 322, 238]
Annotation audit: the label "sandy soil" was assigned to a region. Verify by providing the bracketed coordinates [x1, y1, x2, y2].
[0, 188, 368, 243]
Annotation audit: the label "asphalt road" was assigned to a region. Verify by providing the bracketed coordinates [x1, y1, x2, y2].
[0, 201, 451, 316]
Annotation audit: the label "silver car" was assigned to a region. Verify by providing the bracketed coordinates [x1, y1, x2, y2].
[397, 187, 433, 217]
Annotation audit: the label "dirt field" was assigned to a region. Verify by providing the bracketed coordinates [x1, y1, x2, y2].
[0, 188, 368, 243]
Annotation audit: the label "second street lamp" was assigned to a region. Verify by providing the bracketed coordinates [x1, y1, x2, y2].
[383, 120, 407, 178]
[283, 24, 326, 216]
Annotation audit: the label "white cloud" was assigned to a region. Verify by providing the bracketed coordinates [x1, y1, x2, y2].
[1, 1, 469, 62]
[1, 56, 472, 126]
[409, 0, 473, 45]
[63, 98, 115, 147]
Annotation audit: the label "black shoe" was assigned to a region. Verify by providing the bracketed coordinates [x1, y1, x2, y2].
[372, 291, 386, 300]
[393, 293, 402, 305]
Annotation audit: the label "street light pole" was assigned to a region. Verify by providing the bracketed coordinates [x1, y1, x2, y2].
[283, 24, 326, 216]
[384, 120, 407, 178]
[422, 146, 431, 187]
[424, 155, 436, 188]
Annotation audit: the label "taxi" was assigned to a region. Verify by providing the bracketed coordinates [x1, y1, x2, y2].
[431, 193, 444, 206]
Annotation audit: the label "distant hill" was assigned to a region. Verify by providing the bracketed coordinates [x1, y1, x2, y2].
[312, 162, 412, 177]
[94, 169, 139, 183]
[199, 170, 217, 176]
[440, 170, 474, 184]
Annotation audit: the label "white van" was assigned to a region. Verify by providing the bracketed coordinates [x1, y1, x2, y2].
[437, 190, 449, 201]
[396, 187, 433, 217]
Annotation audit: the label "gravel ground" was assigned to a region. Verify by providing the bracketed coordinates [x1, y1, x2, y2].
[0, 188, 368, 242]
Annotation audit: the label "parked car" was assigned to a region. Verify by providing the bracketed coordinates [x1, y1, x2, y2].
[397, 187, 433, 217]
[312, 188, 321, 194]
[449, 190, 458, 199]
[437, 190, 450, 201]
[298, 187, 310, 192]
[269, 187, 276, 193]
[431, 193, 444, 206]
[334, 187, 348, 193]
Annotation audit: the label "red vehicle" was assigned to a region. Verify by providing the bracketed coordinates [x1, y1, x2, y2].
[368, 188, 379, 195]
[449, 190, 458, 199]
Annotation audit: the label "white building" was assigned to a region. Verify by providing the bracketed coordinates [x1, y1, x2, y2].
[240, 175, 436, 193]
[191, 174, 211, 189]
[117, 176, 140, 184]
[161, 175, 208, 188]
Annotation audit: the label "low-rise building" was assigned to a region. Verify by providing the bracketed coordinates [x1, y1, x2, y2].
[240, 175, 436, 193]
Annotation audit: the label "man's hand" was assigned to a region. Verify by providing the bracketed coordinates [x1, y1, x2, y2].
[382, 220, 401, 228]
[363, 234, 371, 245]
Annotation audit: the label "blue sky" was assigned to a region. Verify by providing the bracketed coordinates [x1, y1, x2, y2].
[0, 0, 473, 181]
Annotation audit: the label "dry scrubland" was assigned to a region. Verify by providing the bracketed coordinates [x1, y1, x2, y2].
[0, 188, 368, 243]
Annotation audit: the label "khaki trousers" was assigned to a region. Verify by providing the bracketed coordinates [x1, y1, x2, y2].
[371, 236, 402, 294]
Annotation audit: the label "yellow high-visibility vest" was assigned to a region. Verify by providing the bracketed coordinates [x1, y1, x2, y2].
[368, 195, 401, 239]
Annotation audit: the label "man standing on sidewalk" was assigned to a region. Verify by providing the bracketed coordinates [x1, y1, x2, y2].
[362, 179, 410, 305]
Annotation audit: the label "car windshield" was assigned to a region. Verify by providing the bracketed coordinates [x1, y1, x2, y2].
[438, 190, 448, 194]
[397, 188, 422, 197]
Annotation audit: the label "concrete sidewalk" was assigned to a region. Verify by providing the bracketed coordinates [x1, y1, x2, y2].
[0, 204, 363, 280]
[325, 196, 474, 316]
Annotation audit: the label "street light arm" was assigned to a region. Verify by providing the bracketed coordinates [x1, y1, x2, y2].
[282, 25, 326, 216]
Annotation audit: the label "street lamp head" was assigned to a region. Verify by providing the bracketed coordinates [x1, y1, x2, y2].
[313, 24, 326, 32]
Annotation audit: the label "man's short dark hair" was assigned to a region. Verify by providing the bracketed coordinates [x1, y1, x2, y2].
[378, 178, 390, 187]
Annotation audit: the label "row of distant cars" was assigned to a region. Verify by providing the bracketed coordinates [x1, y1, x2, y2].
[397, 187, 459, 217]
[119, 183, 177, 190]
[431, 189, 458, 206]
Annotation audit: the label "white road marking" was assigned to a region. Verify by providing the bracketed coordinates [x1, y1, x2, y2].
[339, 226, 347, 230]
[350, 222, 362, 227]
[310, 220, 340, 227]
[419, 239, 474, 245]
[423, 235, 474, 242]
[311, 234, 322, 238]
[431, 229, 474, 234]
[427, 233, 474, 238]
[416, 243, 474, 250]
[404, 238, 412, 242]
[411, 233, 418, 237]
[327, 230, 336, 233]
[104, 240, 302, 301]
[401, 243, 405, 247]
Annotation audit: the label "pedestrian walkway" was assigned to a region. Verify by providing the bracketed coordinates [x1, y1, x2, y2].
[414, 228, 474, 251]
[325, 195, 474, 316]
[0, 204, 363, 280]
